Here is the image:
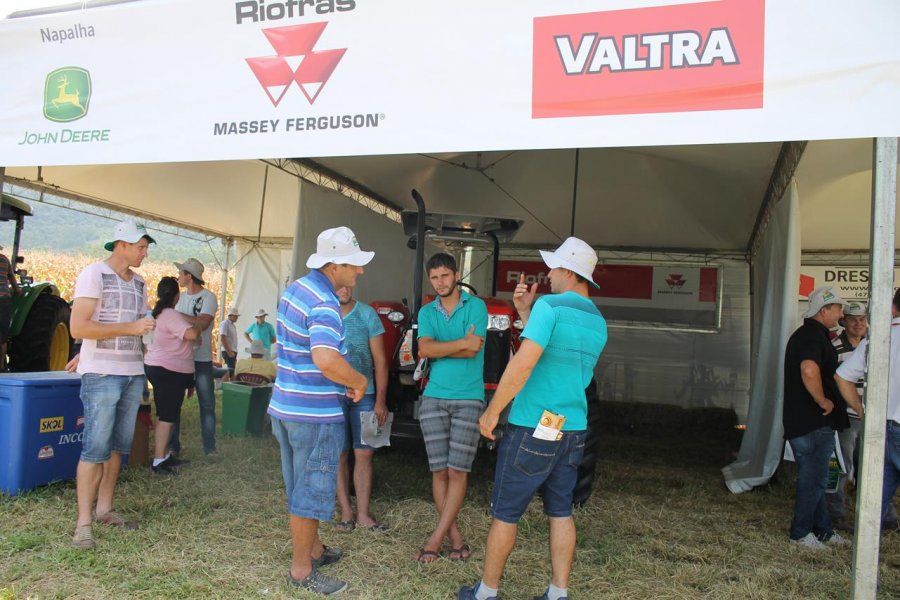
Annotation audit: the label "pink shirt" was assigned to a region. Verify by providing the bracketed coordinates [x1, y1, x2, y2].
[144, 308, 195, 374]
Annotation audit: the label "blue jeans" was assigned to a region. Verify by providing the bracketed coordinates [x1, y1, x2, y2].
[341, 394, 375, 451]
[79, 374, 144, 463]
[882, 421, 900, 523]
[169, 361, 217, 454]
[490, 424, 586, 523]
[788, 427, 835, 540]
[271, 417, 344, 521]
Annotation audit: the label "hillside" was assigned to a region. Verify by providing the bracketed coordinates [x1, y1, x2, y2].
[0, 200, 221, 265]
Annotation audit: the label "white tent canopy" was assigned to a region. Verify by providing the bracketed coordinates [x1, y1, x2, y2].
[2, 1, 900, 594]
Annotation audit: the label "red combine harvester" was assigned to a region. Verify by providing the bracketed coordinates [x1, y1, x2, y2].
[369, 190, 601, 505]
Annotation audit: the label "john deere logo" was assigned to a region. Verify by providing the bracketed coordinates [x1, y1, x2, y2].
[43, 67, 91, 122]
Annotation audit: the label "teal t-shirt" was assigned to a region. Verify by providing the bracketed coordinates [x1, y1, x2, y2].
[342, 301, 385, 396]
[509, 292, 607, 431]
[245, 321, 276, 352]
[417, 291, 488, 401]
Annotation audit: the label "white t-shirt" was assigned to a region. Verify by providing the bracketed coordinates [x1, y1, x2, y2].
[175, 287, 217, 362]
[74, 261, 148, 376]
[218, 318, 237, 353]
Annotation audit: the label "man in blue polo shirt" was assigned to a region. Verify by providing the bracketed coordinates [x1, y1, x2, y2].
[269, 226, 372, 596]
[414, 252, 487, 563]
[460, 237, 607, 600]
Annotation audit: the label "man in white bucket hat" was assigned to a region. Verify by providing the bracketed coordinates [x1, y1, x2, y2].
[269, 226, 373, 595]
[461, 236, 608, 600]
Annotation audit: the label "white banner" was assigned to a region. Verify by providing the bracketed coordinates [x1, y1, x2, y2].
[798, 266, 900, 301]
[1, 0, 899, 166]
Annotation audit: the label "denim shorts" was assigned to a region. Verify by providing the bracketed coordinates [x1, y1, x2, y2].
[79, 373, 145, 463]
[341, 394, 375, 451]
[271, 417, 345, 521]
[490, 424, 586, 523]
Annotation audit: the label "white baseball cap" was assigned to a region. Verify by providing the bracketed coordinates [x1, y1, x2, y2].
[843, 301, 866, 317]
[104, 220, 156, 252]
[539, 237, 599, 288]
[227, 306, 241, 317]
[174, 258, 205, 285]
[306, 226, 374, 269]
[246, 339, 265, 355]
[803, 286, 849, 318]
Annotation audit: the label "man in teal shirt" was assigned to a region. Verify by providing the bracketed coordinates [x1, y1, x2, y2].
[460, 237, 607, 600]
[415, 252, 487, 563]
[244, 308, 276, 358]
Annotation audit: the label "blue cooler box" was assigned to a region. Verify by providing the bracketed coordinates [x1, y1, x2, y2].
[0, 372, 84, 496]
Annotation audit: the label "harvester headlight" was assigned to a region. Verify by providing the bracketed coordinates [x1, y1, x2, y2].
[512, 319, 524, 330]
[387, 311, 405, 323]
[488, 315, 510, 331]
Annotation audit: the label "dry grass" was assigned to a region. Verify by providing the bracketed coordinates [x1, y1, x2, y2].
[2, 402, 900, 599]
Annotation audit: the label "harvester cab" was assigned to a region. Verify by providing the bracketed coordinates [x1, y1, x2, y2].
[0, 193, 74, 371]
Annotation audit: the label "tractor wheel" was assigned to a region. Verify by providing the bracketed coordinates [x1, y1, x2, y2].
[572, 379, 601, 507]
[9, 293, 73, 372]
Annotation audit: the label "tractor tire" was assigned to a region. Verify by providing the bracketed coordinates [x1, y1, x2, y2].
[9, 293, 73, 372]
[572, 379, 601, 507]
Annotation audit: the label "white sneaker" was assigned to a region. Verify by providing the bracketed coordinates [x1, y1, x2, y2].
[823, 531, 850, 547]
[790, 532, 828, 550]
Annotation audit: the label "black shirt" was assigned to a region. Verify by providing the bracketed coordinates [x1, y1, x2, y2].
[782, 318, 849, 439]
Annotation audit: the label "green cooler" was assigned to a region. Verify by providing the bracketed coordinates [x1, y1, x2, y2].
[221, 382, 272, 436]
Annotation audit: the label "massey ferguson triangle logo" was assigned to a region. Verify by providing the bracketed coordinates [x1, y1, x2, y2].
[246, 22, 346, 107]
[665, 274, 686, 290]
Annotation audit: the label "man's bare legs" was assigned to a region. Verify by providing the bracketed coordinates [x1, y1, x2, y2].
[76, 451, 125, 527]
[417, 467, 469, 559]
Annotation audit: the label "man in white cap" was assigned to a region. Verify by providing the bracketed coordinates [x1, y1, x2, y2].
[69, 220, 156, 549]
[270, 226, 372, 596]
[219, 306, 240, 380]
[244, 308, 276, 359]
[235, 339, 276, 382]
[782, 286, 861, 551]
[172, 257, 218, 456]
[460, 236, 608, 600]
[836, 288, 900, 533]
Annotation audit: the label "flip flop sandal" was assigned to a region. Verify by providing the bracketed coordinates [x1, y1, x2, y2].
[414, 548, 441, 563]
[365, 522, 389, 532]
[334, 520, 356, 532]
[449, 543, 471, 561]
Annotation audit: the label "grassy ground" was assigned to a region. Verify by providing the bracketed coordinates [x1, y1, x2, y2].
[2, 398, 900, 599]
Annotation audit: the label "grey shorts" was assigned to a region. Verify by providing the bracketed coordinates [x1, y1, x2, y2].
[419, 396, 483, 472]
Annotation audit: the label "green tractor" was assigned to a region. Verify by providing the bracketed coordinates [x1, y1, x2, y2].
[1, 193, 73, 372]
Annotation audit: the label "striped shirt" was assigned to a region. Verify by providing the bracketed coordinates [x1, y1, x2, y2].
[833, 330, 864, 419]
[268, 269, 347, 423]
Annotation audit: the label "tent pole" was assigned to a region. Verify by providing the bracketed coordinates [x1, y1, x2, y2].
[570, 148, 579, 237]
[219, 238, 232, 322]
[850, 137, 897, 600]
[257, 165, 269, 243]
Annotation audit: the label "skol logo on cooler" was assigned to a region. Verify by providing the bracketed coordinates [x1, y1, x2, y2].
[39, 416, 64, 433]
[246, 22, 346, 106]
[532, 0, 765, 118]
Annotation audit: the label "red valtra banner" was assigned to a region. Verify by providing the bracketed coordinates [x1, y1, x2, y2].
[532, 0, 765, 118]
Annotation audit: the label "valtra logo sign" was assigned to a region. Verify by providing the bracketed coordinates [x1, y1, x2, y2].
[533, 0, 765, 118]
[246, 22, 346, 106]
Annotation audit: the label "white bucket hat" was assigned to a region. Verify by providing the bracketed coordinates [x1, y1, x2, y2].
[246, 339, 266, 355]
[306, 226, 374, 269]
[539, 237, 600, 288]
[254, 309, 268, 318]
[803, 286, 849, 318]
[174, 257, 205, 285]
[104, 220, 156, 252]
[227, 306, 241, 317]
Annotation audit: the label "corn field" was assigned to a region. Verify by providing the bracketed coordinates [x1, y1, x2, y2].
[24, 250, 233, 356]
